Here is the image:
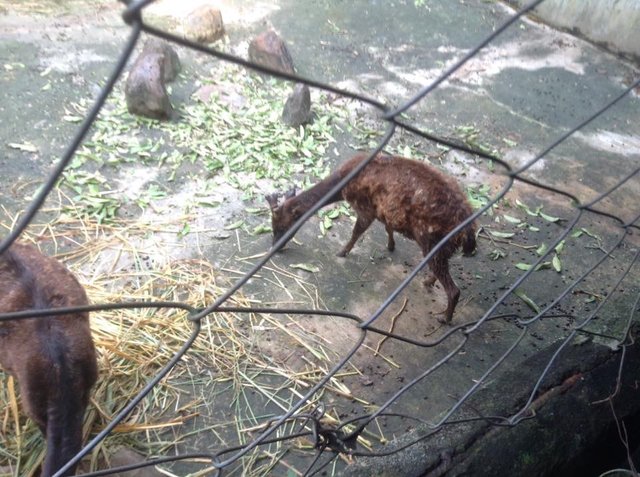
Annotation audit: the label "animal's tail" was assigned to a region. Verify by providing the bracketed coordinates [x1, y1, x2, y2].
[41, 362, 85, 477]
[462, 226, 477, 257]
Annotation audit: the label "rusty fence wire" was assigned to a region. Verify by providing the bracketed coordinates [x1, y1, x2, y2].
[1, 0, 640, 475]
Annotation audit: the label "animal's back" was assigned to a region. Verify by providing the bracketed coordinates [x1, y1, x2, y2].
[0, 243, 95, 382]
[338, 153, 475, 250]
[0, 242, 97, 475]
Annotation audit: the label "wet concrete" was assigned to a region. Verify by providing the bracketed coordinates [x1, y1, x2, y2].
[1, 0, 639, 475]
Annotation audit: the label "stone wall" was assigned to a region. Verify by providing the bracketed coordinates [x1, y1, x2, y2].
[506, 0, 640, 62]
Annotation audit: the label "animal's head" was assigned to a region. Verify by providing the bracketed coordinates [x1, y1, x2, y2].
[266, 188, 298, 249]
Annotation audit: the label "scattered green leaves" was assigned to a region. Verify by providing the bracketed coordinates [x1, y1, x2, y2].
[136, 184, 166, 209]
[466, 184, 495, 215]
[455, 124, 498, 157]
[58, 170, 120, 223]
[515, 199, 563, 223]
[318, 204, 351, 235]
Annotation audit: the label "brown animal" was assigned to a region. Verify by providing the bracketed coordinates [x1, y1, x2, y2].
[266, 152, 477, 323]
[0, 242, 98, 477]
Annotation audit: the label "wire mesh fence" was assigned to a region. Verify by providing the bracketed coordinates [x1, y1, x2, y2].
[1, 0, 639, 475]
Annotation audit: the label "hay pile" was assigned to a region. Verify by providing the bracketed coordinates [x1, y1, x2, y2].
[0, 208, 372, 476]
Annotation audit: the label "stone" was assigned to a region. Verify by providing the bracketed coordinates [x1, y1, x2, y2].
[194, 83, 246, 110]
[106, 447, 164, 477]
[282, 83, 312, 127]
[125, 40, 178, 120]
[184, 5, 225, 44]
[248, 29, 295, 75]
[142, 38, 180, 82]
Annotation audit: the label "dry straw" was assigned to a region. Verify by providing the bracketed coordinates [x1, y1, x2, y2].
[0, 204, 378, 476]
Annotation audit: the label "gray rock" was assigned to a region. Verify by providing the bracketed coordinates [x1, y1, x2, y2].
[282, 83, 312, 127]
[125, 42, 175, 120]
[142, 38, 180, 82]
[184, 5, 225, 44]
[248, 29, 295, 75]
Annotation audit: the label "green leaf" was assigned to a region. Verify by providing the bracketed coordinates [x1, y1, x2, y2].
[515, 199, 536, 216]
[8, 142, 38, 153]
[63, 114, 83, 123]
[554, 240, 565, 254]
[224, 220, 244, 230]
[252, 224, 271, 235]
[514, 289, 540, 313]
[290, 263, 320, 273]
[580, 228, 600, 240]
[516, 261, 551, 271]
[552, 254, 562, 272]
[502, 214, 521, 224]
[326, 208, 340, 219]
[489, 231, 515, 239]
[197, 199, 222, 208]
[540, 212, 561, 223]
[536, 243, 548, 256]
[178, 223, 190, 237]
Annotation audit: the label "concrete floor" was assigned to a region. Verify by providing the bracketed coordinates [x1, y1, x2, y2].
[0, 0, 639, 475]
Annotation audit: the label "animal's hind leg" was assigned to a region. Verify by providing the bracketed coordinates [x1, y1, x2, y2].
[423, 272, 437, 288]
[385, 224, 395, 252]
[337, 214, 373, 257]
[429, 254, 460, 324]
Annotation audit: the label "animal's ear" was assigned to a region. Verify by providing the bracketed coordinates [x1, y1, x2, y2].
[285, 187, 297, 200]
[265, 193, 281, 211]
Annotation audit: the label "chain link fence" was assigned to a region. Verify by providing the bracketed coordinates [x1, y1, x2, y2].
[1, 0, 639, 475]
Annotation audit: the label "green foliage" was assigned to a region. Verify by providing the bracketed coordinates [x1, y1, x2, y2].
[56, 65, 347, 220]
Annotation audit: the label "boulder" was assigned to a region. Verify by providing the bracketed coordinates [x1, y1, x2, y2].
[125, 40, 178, 120]
[248, 29, 295, 75]
[184, 5, 225, 44]
[142, 38, 180, 82]
[282, 83, 312, 127]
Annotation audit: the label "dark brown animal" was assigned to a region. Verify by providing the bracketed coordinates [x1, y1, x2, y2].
[266, 152, 477, 323]
[0, 242, 98, 477]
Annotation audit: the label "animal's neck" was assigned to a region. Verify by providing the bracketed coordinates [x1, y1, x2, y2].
[289, 170, 344, 220]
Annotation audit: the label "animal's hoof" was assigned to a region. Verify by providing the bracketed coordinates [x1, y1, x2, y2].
[437, 315, 452, 325]
[423, 276, 437, 288]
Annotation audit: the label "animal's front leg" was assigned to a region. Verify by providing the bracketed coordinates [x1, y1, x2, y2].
[337, 215, 373, 257]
